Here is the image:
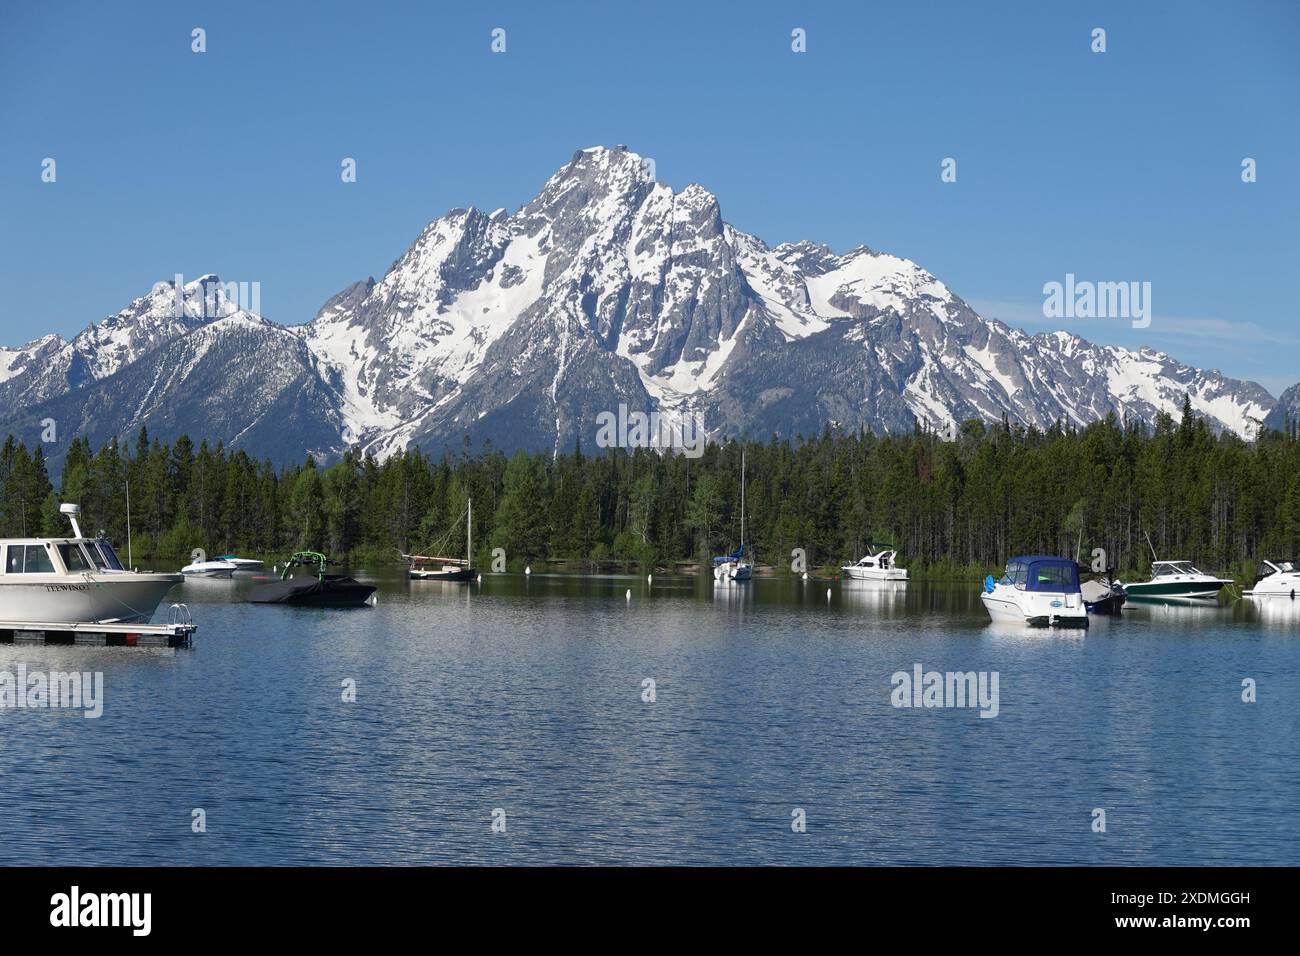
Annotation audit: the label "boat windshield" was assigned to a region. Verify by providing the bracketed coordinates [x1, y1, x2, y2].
[1000, 561, 1030, 589]
[1154, 561, 1199, 576]
[57, 543, 92, 573]
[95, 540, 125, 571]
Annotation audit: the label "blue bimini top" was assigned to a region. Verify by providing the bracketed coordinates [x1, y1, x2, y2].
[1003, 556, 1081, 592]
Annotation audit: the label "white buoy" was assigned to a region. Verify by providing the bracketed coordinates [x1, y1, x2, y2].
[826, 587, 832, 600]
[476, 574, 482, 584]
[647, 573, 653, 585]
[525, 565, 531, 576]
[626, 588, 632, 601]
[802, 572, 809, 580]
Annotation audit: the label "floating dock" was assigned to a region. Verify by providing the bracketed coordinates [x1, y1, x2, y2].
[0, 606, 196, 649]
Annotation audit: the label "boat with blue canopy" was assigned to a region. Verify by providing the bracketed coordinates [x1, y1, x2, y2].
[981, 555, 1088, 627]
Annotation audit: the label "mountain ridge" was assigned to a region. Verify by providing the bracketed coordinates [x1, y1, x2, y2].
[0, 145, 1282, 470]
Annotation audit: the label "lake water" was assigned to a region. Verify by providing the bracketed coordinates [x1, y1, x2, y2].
[2, 571, 1297, 865]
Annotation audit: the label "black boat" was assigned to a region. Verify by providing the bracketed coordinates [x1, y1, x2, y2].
[1081, 574, 1126, 615]
[248, 552, 376, 608]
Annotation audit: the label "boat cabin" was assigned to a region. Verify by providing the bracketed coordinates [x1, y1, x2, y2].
[998, 556, 1082, 593]
[0, 537, 126, 576]
[850, 544, 899, 570]
[1255, 559, 1299, 584]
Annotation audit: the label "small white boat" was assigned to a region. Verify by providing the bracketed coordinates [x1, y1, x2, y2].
[981, 555, 1088, 628]
[713, 450, 753, 583]
[0, 503, 182, 624]
[1117, 560, 1232, 604]
[842, 544, 908, 581]
[181, 560, 238, 578]
[216, 555, 264, 572]
[1245, 559, 1300, 599]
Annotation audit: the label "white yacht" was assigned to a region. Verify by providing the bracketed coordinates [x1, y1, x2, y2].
[981, 555, 1088, 628]
[181, 559, 238, 577]
[0, 504, 182, 624]
[842, 544, 908, 581]
[1245, 559, 1300, 599]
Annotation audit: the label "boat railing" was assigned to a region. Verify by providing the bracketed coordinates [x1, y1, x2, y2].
[402, 554, 469, 567]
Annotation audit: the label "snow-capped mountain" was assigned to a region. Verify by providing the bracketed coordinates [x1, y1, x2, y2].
[0, 275, 341, 467]
[306, 145, 1274, 455]
[6, 313, 345, 465]
[0, 146, 1279, 467]
[0, 274, 252, 410]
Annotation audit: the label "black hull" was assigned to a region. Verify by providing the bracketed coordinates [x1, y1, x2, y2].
[1085, 593, 1127, 615]
[410, 568, 475, 582]
[248, 574, 376, 608]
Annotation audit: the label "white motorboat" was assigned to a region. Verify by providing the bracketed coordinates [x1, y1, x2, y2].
[216, 555, 265, 572]
[0, 503, 182, 624]
[981, 555, 1088, 628]
[1117, 560, 1232, 604]
[1245, 559, 1300, 599]
[181, 559, 238, 578]
[713, 451, 753, 583]
[842, 544, 908, 581]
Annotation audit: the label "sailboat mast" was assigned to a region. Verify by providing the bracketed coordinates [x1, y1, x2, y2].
[740, 449, 745, 551]
[467, 497, 473, 566]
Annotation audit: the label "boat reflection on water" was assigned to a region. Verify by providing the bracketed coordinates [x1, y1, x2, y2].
[711, 577, 753, 602]
[1121, 599, 1230, 624]
[839, 579, 908, 613]
[1246, 594, 1300, 626]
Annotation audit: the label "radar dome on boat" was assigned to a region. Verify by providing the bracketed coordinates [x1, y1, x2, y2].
[59, 502, 84, 537]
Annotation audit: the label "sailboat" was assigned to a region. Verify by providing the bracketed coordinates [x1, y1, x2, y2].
[404, 499, 476, 582]
[713, 450, 753, 583]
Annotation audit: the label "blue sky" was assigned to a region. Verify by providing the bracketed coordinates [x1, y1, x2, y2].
[2, 0, 1297, 391]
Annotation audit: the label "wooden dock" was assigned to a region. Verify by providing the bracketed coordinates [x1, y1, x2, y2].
[0, 606, 196, 649]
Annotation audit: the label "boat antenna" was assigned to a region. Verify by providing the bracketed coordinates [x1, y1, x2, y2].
[125, 477, 133, 568]
[1075, 508, 1083, 564]
[1144, 530, 1158, 563]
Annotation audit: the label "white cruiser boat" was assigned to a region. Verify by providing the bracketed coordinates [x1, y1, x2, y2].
[0, 504, 182, 624]
[1245, 559, 1300, 599]
[981, 555, 1088, 628]
[1117, 560, 1232, 604]
[842, 545, 908, 581]
[181, 559, 238, 577]
[216, 555, 265, 572]
[713, 451, 753, 583]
